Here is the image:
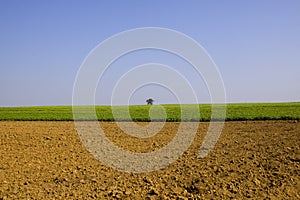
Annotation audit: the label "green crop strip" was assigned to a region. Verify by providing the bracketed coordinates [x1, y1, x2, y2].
[0, 102, 299, 121]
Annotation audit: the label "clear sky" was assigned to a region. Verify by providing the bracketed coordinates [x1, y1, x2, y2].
[0, 0, 299, 106]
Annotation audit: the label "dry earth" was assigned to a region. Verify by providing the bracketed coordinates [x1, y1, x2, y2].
[0, 121, 299, 199]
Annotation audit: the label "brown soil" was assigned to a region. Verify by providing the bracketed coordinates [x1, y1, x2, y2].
[0, 121, 299, 199]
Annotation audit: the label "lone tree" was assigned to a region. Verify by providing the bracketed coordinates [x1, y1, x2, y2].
[146, 98, 154, 105]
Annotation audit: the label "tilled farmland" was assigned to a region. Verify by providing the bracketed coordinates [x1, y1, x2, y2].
[0, 121, 299, 199]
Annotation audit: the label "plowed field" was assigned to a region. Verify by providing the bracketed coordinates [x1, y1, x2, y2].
[0, 121, 299, 199]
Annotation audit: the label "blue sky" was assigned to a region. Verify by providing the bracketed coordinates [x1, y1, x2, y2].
[0, 0, 299, 106]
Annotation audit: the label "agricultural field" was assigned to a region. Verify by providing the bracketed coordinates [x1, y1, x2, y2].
[0, 102, 299, 121]
[0, 102, 299, 199]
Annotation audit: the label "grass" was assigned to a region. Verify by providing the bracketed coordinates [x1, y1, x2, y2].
[0, 102, 299, 121]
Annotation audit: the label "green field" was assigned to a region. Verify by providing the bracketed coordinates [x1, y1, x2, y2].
[0, 102, 299, 121]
